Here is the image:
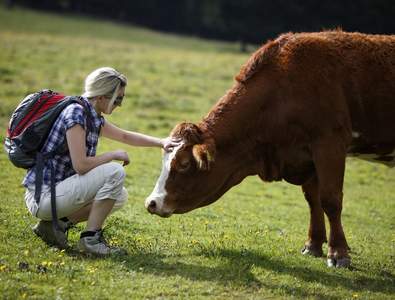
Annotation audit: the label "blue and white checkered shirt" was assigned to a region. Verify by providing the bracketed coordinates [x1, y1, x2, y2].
[22, 97, 104, 188]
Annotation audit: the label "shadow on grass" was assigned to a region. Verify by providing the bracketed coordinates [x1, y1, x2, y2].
[107, 246, 394, 299]
[211, 248, 395, 295]
[104, 245, 395, 299]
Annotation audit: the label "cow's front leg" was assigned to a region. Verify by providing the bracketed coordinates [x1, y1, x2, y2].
[301, 176, 327, 257]
[312, 134, 351, 268]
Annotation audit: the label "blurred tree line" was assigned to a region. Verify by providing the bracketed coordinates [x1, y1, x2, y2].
[7, 0, 395, 46]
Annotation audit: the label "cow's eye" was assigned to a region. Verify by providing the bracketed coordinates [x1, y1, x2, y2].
[178, 159, 191, 173]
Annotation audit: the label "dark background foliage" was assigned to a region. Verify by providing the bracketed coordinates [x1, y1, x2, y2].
[6, 0, 395, 46]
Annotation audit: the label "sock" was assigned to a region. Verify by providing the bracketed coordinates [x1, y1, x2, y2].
[80, 229, 101, 238]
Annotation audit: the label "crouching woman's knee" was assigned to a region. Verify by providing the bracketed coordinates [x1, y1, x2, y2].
[105, 162, 126, 184]
[96, 162, 127, 208]
[105, 163, 128, 212]
[112, 187, 128, 213]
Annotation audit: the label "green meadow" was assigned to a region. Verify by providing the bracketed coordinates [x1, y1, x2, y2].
[0, 5, 394, 300]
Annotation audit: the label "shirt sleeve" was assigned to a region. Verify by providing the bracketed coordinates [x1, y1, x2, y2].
[62, 103, 86, 131]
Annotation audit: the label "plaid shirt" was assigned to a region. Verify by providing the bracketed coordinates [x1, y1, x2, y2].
[22, 97, 104, 188]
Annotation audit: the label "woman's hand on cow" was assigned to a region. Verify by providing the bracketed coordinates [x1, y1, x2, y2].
[111, 150, 130, 166]
[161, 137, 182, 152]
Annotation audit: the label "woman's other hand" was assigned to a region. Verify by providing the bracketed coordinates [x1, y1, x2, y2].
[111, 150, 130, 166]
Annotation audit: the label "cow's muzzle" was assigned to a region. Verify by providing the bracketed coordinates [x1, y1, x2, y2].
[144, 197, 173, 218]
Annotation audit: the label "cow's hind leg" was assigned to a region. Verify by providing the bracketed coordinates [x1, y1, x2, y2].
[301, 176, 327, 257]
[312, 134, 351, 268]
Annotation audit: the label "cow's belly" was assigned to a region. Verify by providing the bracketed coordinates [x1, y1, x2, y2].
[280, 146, 315, 185]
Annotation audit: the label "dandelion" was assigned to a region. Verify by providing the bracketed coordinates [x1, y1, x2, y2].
[0, 265, 7, 272]
[24, 250, 29, 256]
[87, 266, 97, 274]
[352, 294, 359, 298]
[41, 261, 53, 267]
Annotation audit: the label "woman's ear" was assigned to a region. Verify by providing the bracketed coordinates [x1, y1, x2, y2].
[192, 139, 216, 171]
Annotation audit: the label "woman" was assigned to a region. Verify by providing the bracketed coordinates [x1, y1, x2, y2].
[23, 67, 179, 255]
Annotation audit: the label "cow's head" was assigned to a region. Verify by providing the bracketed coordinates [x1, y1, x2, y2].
[145, 122, 238, 217]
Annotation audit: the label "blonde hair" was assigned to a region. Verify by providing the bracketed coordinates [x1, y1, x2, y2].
[82, 67, 127, 99]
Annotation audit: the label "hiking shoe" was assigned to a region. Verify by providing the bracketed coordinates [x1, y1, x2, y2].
[77, 230, 126, 256]
[32, 220, 72, 249]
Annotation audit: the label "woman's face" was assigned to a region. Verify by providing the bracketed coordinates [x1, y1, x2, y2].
[99, 86, 125, 114]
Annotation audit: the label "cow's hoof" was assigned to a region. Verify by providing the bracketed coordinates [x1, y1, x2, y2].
[301, 245, 323, 257]
[327, 257, 351, 268]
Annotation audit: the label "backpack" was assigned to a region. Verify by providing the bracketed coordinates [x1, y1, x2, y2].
[5, 89, 91, 168]
[4, 89, 93, 234]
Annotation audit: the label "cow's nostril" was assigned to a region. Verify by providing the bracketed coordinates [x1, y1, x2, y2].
[149, 200, 156, 209]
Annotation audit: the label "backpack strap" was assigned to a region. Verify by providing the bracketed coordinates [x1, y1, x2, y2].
[77, 96, 94, 133]
[49, 158, 60, 232]
[34, 151, 61, 231]
[33, 151, 55, 205]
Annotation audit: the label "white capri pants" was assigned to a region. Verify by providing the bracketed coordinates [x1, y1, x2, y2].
[24, 162, 128, 220]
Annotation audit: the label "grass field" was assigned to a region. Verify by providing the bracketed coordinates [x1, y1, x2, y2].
[0, 5, 394, 300]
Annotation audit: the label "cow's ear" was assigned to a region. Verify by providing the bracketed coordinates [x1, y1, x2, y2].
[192, 139, 216, 171]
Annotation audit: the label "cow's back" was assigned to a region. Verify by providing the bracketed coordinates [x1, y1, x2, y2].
[234, 31, 395, 165]
[245, 31, 395, 143]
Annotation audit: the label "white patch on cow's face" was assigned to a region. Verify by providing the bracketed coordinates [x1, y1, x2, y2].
[145, 143, 184, 215]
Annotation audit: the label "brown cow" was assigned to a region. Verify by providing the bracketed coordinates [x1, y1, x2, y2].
[145, 30, 395, 267]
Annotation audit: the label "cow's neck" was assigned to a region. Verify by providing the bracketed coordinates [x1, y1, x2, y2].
[199, 83, 263, 177]
[199, 83, 258, 147]
[199, 82, 304, 184]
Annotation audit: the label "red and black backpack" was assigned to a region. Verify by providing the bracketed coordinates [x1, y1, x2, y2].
[5, 89, 91, 168]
